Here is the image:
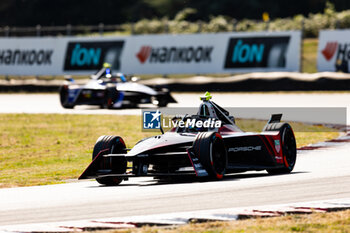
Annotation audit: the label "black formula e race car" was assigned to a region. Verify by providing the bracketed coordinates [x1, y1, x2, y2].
[79, 93, 297, 185]
[59, 63, 176, 109]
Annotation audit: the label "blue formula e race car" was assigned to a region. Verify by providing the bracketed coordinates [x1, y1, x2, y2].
[59, 63, 176, 109]
[79, 92, 297, 186]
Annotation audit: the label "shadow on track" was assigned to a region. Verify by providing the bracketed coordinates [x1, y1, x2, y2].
[85, 171, 309, 188]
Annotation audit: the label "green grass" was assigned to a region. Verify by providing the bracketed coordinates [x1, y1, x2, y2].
[0, 114, 156, 188]
[302, 38, 318, 73]
[0, 114, 339, 188]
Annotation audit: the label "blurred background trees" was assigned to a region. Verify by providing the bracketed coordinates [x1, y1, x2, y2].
[1, 0, 350, 26]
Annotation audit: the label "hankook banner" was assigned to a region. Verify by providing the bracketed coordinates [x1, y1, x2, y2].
[123, 31, 301, 74]
[0, 31, 301, 76]
[0, 37, 126, 75]
[317, 30, 350, 72]
[0, 38, 65, 75]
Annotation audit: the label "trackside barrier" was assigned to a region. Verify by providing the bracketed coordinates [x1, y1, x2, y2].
[318, 30, 350, 72]
[0, 31, 301, 76]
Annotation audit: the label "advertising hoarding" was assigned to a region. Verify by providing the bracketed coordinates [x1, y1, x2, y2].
[0, 31, 301, 76]
[122, 31, 301, 74]
[318, 30, 350, 72]
[0, 37, 126, 75]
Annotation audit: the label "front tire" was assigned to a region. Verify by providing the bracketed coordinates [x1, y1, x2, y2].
[157, 98, 168, 107]
[192, 132, 227, 179]
[59, 85, 75, 109]
[102, 87, 118, 109]
[266, 123, 297, 174]
[92, 135, 127, 185]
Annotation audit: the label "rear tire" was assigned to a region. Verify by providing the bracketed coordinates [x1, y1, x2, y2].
[192, 132, 227, 179]
[266, 123, 297, 174]
[59, 85, 74, 109]
[92, 135, 127, 185]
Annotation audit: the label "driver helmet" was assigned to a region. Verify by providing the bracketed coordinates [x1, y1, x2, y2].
[103, 63, 112, 78]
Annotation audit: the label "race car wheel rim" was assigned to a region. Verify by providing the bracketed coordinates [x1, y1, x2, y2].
[282, 126, 296, 169]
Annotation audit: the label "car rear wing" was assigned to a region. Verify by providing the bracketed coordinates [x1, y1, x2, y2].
[262, 114, 283, 132]
[267, 114, 282, 124]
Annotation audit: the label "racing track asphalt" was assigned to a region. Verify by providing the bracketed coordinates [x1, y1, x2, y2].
[0, 92, 350, 226]
[0, 143, 350, 226]
[0, 92, 350, 122]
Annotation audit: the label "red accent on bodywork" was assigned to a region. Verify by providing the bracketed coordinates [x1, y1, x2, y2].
[119, 137, 126, 146]
[265, 135, 278, 153]
[283, 155, 289, 168]
[258, 135, 273, 156]
[274, 134, 284, 164]
[267, 133, 285, 163]
[186, 149, 198, 176]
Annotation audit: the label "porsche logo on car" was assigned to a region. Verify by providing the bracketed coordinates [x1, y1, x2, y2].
[228, 146, 262, 152]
